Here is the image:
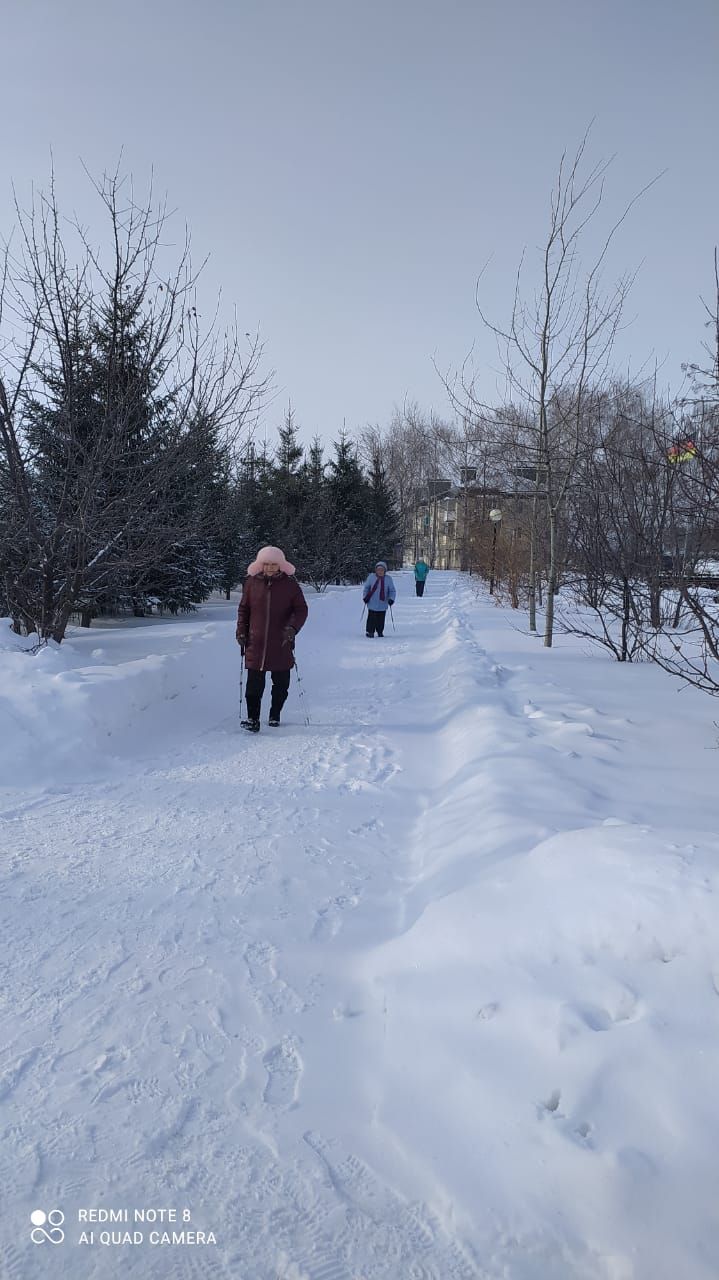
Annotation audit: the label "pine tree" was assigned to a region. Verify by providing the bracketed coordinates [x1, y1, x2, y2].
[293, 437, 336, 589]
[19, 290, 172, 627]
[247, 440, 279, 550]
[326, 432, 372, 581]
[0, 173, 268, 640]
[129, 411, 228, 613]
[271, 405, 306, 558]
[213, 470, 247, 598]
[366, 448, 401, 567]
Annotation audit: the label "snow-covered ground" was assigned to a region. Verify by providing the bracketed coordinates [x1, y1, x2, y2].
[2, 572, 718, 1280]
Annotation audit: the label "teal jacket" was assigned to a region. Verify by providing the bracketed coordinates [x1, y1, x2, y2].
[414, 560, 429, 582]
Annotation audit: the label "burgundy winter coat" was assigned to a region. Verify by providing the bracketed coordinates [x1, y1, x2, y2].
[236, 572, 308, 672]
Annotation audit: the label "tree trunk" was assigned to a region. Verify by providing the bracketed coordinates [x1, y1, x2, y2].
[528, 493, 538, 632]
[41, 561, 55, 641]
[543, 511, 557, 647]
[52, 602, 73, 644]
[620, 579, 630, 661]
[509, 531, 519, 608]
[649, 581, 661, 629]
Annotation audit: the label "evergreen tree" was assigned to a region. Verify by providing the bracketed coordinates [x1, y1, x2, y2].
[128, 411, 228, 613]
[326, 432, 373, 581]
[253, 441, 280, 549]
[234, 441, 277, 574]
[22, 291, 228, 621]
[366, 448, 401, 566]
[19, 290, 174, 625]
[271, 405, 306, 557]
[213, 469, 247, 599]
[0, 173, 268, 640]
[293, 437, 336, 589]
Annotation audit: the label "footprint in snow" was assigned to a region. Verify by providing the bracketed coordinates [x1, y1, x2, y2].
[333, 1004, 364, 1020]
[476, 1002, 499, 1021]
[312, 894, 359, 941]
[542, 1088, 562, 1114]
[616, 1146, 658, 1178]
[571, 1002, 613, 1032]
[244, 939, 277, 983]
[263, 1036, 303, 1108]
[611, 988, 644, 1024]
[347, 817, 384, 837]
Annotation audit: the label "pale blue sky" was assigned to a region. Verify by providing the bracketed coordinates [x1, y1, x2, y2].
[1, 0, 717, 446]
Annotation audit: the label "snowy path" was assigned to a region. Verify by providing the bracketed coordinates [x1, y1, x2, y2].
[2, 573, 719, 1279]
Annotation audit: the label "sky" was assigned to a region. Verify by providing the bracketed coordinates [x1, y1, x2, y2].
[1, 0, 717, 449]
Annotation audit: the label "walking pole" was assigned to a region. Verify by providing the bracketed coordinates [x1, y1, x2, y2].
[389, 603, 396, 632]
[292, 655, 312, 726]
[238, 647, 245, 721]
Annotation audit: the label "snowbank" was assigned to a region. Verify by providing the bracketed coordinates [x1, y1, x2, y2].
[0, 610, 239, 788]
[2, 576, 719, 1279]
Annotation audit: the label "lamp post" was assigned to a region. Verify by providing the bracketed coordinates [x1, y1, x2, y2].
[489, 508, 502, 594]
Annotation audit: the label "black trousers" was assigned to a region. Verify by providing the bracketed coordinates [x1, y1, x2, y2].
[245, 669, 291, 719]
[366, 609, 386, 637]
[415, 580, 426, 597]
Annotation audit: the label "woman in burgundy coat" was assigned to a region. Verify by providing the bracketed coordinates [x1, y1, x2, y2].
[236, 545, 309, 732]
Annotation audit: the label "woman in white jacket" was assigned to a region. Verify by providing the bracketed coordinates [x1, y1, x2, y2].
[362, 560, 396, 637]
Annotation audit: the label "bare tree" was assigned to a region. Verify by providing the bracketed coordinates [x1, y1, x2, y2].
[641, 255, 719, 692]
[558, 384, 675, 660]
[0, 170, 268, 641]
[454, 131, 658, 642]
[360, 401, 453, 565]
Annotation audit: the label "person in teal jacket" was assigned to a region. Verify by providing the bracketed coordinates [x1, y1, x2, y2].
[414, 556, 429, 597]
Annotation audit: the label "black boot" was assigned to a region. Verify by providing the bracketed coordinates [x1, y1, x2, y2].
[268, 711, 281, 727]
[240, 718, 260, 733]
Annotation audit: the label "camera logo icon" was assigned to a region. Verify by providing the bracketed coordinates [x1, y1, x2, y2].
[30, 1209, 65, 1244]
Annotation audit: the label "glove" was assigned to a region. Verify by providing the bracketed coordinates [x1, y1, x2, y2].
[237, 632, 247, 652]
[363, 596, 369, 605]
[282, 625, 296, 646]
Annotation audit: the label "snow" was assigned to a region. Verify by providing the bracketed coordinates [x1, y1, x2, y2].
[1, 572, 718, 1279]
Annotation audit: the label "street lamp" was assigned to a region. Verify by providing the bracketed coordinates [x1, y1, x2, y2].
[489, 508, 502, 594]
